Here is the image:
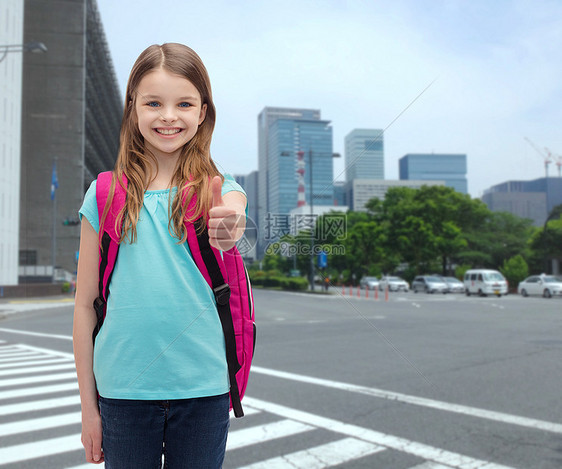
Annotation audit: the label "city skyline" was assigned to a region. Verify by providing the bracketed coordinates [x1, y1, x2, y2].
[96, 0, 562, 198]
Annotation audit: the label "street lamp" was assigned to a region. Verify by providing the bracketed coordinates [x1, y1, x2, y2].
[0, 42, 47, 63]
[281, 150, 341, 291]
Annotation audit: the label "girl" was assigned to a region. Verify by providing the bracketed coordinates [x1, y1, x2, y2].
[73, 43, 247, 468]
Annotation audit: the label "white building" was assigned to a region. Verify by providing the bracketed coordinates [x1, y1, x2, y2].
[0, 1, 24, 285]
[289, 204, 348, 237]
[346, 179, 445, 212]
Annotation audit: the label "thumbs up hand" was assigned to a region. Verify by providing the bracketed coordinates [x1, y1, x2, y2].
[208, 176, 246, 251]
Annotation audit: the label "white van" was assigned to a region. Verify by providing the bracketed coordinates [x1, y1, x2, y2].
[463, 269, 508, 297]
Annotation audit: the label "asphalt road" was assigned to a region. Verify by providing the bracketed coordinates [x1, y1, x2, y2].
[0, 289, 561, 468]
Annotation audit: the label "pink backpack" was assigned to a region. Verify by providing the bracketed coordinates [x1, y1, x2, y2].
[92, 171, 255, 418]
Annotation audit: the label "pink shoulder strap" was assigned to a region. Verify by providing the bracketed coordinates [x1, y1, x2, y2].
[96, 171, 127, 242]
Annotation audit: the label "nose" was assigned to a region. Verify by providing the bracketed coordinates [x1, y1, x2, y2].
[160, 106, 178, 124]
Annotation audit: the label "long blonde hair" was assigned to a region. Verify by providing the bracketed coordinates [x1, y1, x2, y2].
[102, 43, 222, 244]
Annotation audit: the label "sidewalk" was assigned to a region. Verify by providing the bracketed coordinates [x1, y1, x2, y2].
[0, 294, 75, 319]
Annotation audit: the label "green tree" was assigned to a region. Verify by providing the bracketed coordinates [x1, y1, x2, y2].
[500, 255, 529, 291]
[369, 185, 482, 275]
[528, 209, 562, 273]
[460, 211, 533, 270]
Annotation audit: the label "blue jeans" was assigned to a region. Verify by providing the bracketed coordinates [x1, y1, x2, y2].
[99, 393, 230, 469]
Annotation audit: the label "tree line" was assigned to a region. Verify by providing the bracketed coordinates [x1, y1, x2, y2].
[259, 185, 562, 287]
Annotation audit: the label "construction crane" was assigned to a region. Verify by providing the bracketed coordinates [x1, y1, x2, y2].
[546, 149, 562, 178]
[524, 137, 553, 178]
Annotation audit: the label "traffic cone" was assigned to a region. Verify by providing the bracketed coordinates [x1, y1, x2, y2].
[342, 284, 345, 296]
[366, 287, 369, 298]
[385, 285, 389, 302]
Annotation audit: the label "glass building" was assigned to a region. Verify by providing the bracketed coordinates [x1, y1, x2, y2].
[257, 107, 333, 258]
[268, 118, 334, 217]
[399, 153, 467, 194]
[345, 129, 384, 181]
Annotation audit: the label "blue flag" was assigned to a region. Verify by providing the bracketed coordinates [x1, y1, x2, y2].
[50, 162, 59, 201]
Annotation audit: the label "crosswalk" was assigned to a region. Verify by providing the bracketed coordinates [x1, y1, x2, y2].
[0, 340, 516, 468]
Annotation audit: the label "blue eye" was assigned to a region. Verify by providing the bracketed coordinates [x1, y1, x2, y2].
[178, 102, 191, 108]
[147, 102, 160, 107]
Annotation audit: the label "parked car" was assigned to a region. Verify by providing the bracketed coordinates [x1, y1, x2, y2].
[443, 276, 465, 293]
[359, 276, 379, 290]
[463, 269, 508, 297]
[378, 276, 409, 292]
[518, 275, 562, 298]
[411, 276, 448, 293]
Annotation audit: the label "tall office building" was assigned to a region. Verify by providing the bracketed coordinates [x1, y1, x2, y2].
[399, 153, 467, 194]
[345, 129, 384, 181]
[18, 0, 122, 281]
[257, 107, 333, 258]
[0, 1, 24, 285]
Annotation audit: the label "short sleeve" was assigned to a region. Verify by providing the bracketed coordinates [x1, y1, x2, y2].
[79, 180, 99, 233]
[221, 174, 248, 218]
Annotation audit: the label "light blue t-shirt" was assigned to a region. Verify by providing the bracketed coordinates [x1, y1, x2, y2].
[79, 174, 246, 400]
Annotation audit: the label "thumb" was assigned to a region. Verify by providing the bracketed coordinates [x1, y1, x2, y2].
[211, 176, 224, 208]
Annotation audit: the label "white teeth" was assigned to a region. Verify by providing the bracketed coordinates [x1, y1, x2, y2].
[155, 128, 181, 135]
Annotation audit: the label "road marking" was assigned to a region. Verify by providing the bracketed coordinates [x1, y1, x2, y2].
[227, 419, 314, 451]
[0, 350, 43, 359]
[8, 298, 74, 304]
[0, 433, 83, 465]
[0, 327, 73, 341]
[16, 343, 75, 359]
[0, 362, 75, 377]
[253, 366, 562, 435]
[0, 381, 78, 400]
[0, 357, 70, 369]
[0, 395, 81, 416]
[0, 345, 21, 353]
[0, 371, 76, 388]
[244, 397, 515, 469]
[237, 437, 385, 468]
[0, 411, 81, 437]
[409, 463, 454, 469]
[0, 353, 45, 363]
[230, 405, 260, 417]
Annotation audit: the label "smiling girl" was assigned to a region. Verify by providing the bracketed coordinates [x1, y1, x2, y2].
[73, 43, 247, 468]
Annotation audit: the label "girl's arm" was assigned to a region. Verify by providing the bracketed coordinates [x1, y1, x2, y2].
[72, 217, 104, 464]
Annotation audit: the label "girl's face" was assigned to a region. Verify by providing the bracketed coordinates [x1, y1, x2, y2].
[134, 68, 207, 162]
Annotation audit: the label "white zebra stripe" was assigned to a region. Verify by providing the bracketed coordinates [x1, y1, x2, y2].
[237, 437, 384, 468]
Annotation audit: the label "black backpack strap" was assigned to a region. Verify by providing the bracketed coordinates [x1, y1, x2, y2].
[195, 219, 244, 417]
[92, 232, 118, 344]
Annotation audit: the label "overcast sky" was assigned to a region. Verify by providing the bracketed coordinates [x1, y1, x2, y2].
[96, 0, 562, 198]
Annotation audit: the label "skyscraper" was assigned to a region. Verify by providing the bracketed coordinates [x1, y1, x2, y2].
[399, 153, 467, 194]
[257, 107, 333, 258]
[345, 129, 384, 181]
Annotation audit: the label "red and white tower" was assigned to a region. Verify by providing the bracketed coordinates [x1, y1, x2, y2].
[296, 150, 306, 207]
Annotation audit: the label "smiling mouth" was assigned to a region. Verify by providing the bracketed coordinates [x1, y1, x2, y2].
[154, 128, 183, 135]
